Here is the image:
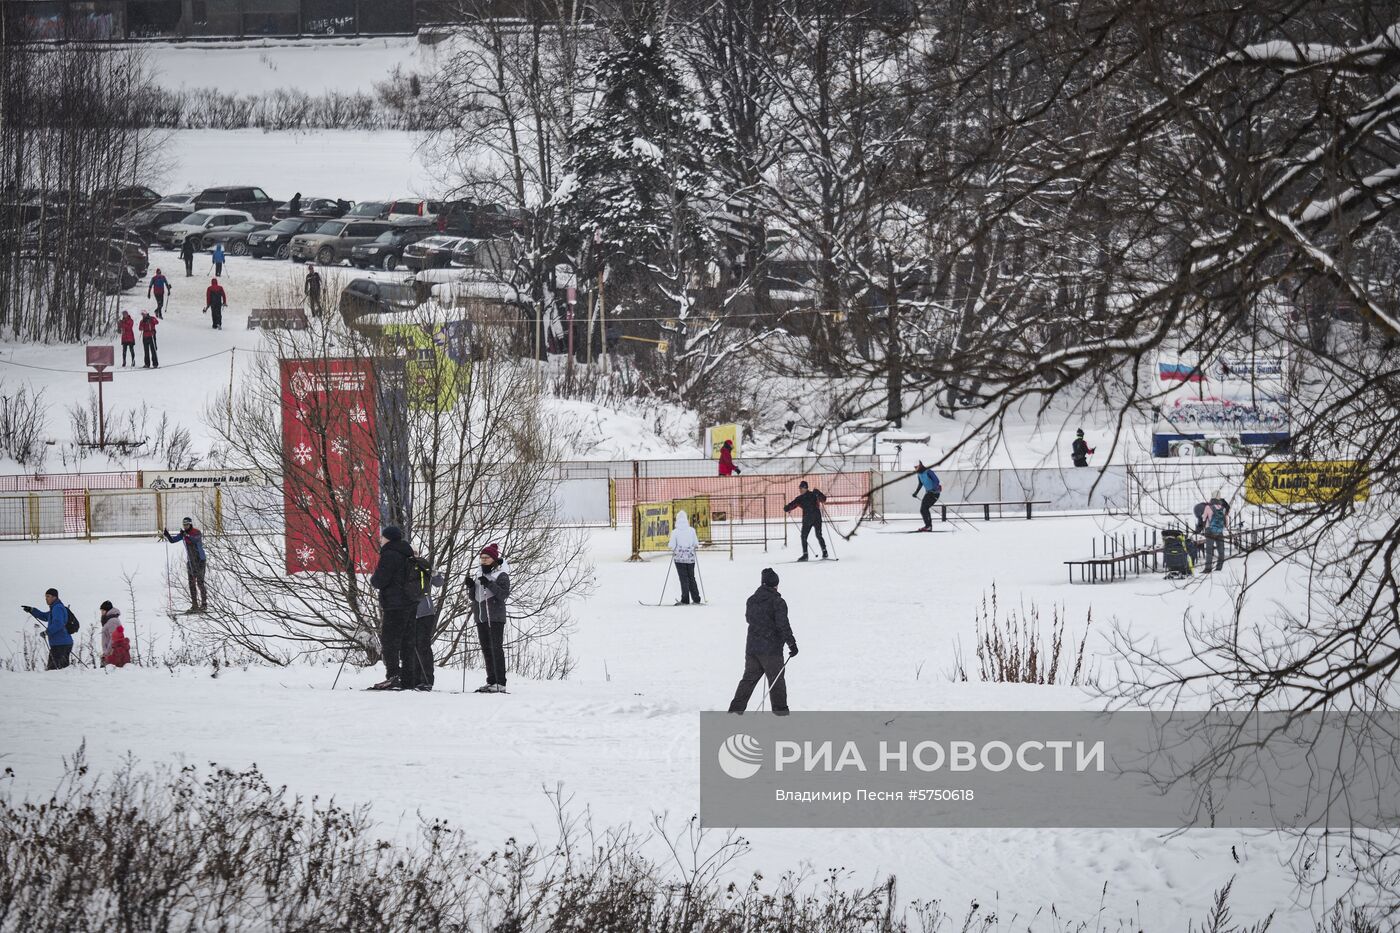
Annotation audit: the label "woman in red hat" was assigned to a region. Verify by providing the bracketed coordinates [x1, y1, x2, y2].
[470, 543, 511, 693]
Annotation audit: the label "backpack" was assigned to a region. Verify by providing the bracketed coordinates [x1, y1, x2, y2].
[65, 608, 80, 635]
[403, 555, 433, 603]
[1207, 505, 1227, 534]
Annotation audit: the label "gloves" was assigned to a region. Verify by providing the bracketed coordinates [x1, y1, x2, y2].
[788, 645, 799, 658]
[21, 605, 32, 613]
[202, 307, 208, 313]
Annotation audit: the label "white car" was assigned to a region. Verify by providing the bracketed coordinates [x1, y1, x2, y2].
[155, 209, 255, 249]
[156, 191, 199, 211]
[386, 198, 443, 222]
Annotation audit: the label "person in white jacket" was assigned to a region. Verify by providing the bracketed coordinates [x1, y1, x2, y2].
[668, 510, 703, 605]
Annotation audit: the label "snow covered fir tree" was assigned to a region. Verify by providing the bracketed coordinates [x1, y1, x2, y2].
[0, 1, 1398, 929]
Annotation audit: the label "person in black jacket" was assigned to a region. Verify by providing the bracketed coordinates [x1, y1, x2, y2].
[180, 235, 196, 277]
[1071, 429, 1094, 467]
[784, 480, 828, 561]
[470, 542, 511, 693]
[727, 568, 798, 714]
[369, 525, 417, 690]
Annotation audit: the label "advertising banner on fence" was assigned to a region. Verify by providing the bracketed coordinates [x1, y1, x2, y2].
[705, 424, 739, 460]
[672, 495, 712, 543]
[280, 359, 382, 574]
[700, 711, 1400, 828]
[635, 501, 673, 551]
[145, 469, 267, 490]
[1245, 460, 1370, 505]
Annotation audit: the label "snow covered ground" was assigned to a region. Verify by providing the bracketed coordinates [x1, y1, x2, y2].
[0, 516, 1324, 928]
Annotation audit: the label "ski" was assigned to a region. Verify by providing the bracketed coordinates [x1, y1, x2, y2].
[782, 557, 840, 563]
[637, 601, 707, 606]
[875, 528, 950, 534]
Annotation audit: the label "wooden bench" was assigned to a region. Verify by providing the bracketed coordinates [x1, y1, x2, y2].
[247, 307, 309, 331]
[940, 499, 1052, 522]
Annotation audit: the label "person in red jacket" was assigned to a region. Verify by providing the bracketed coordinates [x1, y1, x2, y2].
[718, 438, 741, 476]
[118, 310, 136, 367]
[100, 600, 131, 667]
[204, 278, 228, 330]
[139, 311, 159, 368]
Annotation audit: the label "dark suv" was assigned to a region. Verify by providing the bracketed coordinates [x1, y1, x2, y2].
[350, 221, 437, 271]
[339, 278, 419, 329]
[247, 217, 324, 259]
[194, 186, 278, 221]
[115, 204, 191, 243]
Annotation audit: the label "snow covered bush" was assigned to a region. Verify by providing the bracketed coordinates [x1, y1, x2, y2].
[0, 379, 49, 469]
[952, 586, 1097, 687]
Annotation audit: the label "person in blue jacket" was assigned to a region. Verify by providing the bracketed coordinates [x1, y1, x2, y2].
[163, 517, 208, 613]
[912, 461, 942, 532]
[212, 242, 226, 276]
[23, 587, 74, 669]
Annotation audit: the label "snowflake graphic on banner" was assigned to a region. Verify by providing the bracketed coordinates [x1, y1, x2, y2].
[355, 557, 371, 573]
[330, 436, 350, 457]
[291, 442, 314, 466]
[294, 492, 314, 511]
[349, 405, 369, 425]
[295, 545, 316, 567]
[349, 504, 372, 530]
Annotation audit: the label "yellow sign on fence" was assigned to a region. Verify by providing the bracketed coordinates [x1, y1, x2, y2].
[1245, 460, 1370, 505]
[634, 501, 674, 552]
[672, 495, 712, 544]
[706, 424, 739, 459]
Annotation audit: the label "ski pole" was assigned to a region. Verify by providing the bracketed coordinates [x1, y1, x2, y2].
[654, 558, 674, 606]
[757, 655, 793, 712]
[819, 504, 838, 558]
[695, 556, 706, 604]
[332, 646, 350, 690]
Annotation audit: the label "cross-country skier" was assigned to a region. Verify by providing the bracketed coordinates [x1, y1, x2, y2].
[470, 543, 511, 693]
[138, 311, 159, 368]
[22, 588, 74, 670]
[147, 268, 171, 318]
[100, 600, 131, 668]
[727, 568, 797, 715]
[912, 462, 941, 531]
[162, 517, 208, 613]
[718, 439, 741, 476]
[1194, 491, 1231, 573]
[1071, 429, 1095, 467]
[369, 525, 416, 691]
[784, 480, 829, 561]
[668, 509, 702, 604]
[305, 266, 323, 317]
[212, 243, 226, 277]
[180, 235, 196, 276]
[118, 310, 136, 367]
[204, 278, 227, 330]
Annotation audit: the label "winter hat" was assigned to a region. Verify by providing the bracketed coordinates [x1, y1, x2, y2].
[381, 525, 404, 542]
[1076, 429, 1085, 437]
[45, 587, 59, 597]
[480, 543, 501, 563]
[182, 516, 194, 526]
[210, 277, 218, 285]
[722, 439, 733, 447]
[798, 480, 809, 490]
[760, 568, 779, 588]
[100, 600, 113, 612]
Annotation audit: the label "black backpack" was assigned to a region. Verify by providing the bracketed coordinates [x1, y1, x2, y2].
[65, 608, 80, 635]
[403, 555, 433, 603]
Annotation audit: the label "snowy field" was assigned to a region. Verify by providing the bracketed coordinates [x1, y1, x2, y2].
[0, 517, 1317, 927]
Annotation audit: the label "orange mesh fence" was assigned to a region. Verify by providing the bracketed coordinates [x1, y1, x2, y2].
[615, 471, 874, 524]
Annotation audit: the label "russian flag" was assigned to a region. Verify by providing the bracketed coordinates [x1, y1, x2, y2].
[1159, 361, 1204, 382]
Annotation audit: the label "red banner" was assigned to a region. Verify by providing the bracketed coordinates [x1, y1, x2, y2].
[280, 359, 381, 575]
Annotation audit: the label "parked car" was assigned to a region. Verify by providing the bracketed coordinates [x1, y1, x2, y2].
[402, 235, 465, 271]
[159, 191, 199, 211]
[200, 221, 271, 255]
[247, 217, 324, 259]
[289, 219, 394, 265]
[273, 196, 347, 221]
[344, 200, 391, 220]
[387, 198, 444, 222]
[107, 227, 150, 277]
[338, 278, 419, 325]
[439, 199, 527, 238]
[156, 209, 255, 249]
[454, 237, 514, 272]
[115, 205, 192, 243]
[193, 186, 279, 221]
[90, 185, 163, 214]
[349, 221, 437, 270]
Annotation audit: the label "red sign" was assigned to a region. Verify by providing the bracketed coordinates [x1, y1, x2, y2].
[87, 371, 113, 383]
[86, 345, 114, 369]
[279, 359, 381, 575]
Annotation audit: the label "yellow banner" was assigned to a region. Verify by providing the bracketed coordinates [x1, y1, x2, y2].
[706, 424, 739, 459]
[1245, 460, 1369, 505]
[383, 324, 466, 411]
[672, 495, 712, 544]
[635, 501, 674, 552]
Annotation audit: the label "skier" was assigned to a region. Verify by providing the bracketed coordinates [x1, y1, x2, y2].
[727, 568, 798, 715]
[147, 268, 171, 318]
[368, 525, 417, 691]
[668, 509, 702, 604]
[162, 517, 208, 613]
[470, 543, 511, 693]
[912, 461, 941, 531]
[180, 235, 196, 276]
[1071, 429, 1095, 467]
[1194, 491, 1231, 573]
[212, 243, 226, 277]
[22, 588, 74, 670]
[305, 266, 323, 317]
[204, 277, 228, 330]
[288, 192, 303, 216]
[784, 480, 829, 561]
[412, 563, 445, 692]
[718, 438, 741, 476]
[100, 600, 131, 668]
[139, 310, 159, 368]
[118, 310, 136, 367]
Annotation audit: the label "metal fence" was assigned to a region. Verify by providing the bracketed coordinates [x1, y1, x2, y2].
[553, 454, 888, 481]
[0, 487, 231, 539]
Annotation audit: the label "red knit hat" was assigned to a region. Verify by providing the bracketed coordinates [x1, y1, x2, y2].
[480, 543, 501, 562]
